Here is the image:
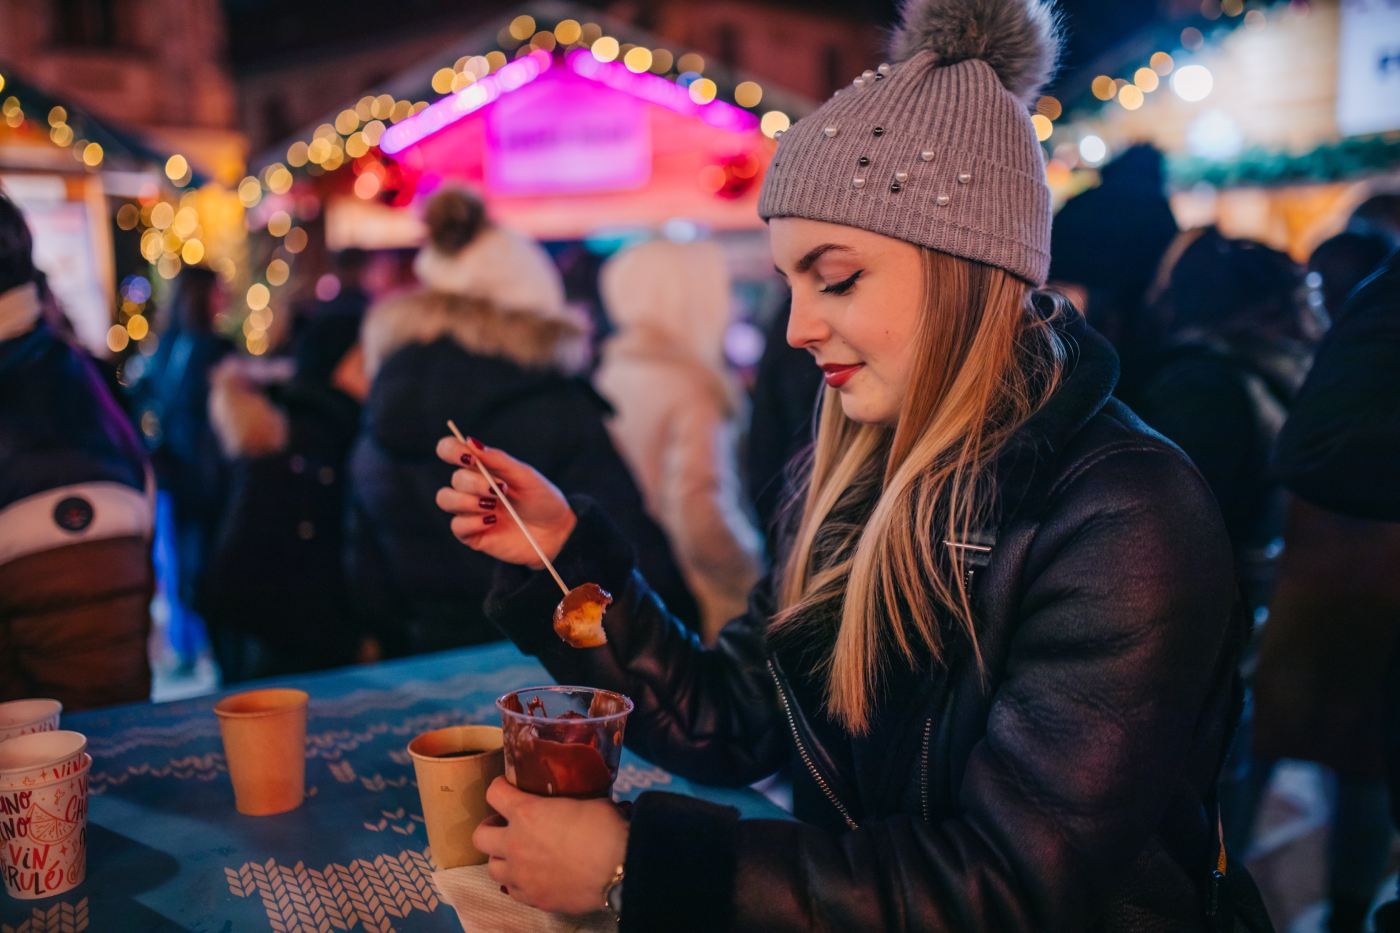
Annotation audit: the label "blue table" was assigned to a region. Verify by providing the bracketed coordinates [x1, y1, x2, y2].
[0, 643, 789, 932]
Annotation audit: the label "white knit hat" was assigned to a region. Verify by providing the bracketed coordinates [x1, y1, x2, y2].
[413, 225, 571, 324]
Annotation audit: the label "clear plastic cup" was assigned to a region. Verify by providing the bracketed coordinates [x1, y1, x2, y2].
[496, 686, 632, 799]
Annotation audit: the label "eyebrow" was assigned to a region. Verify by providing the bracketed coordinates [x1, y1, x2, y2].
[774, 243, 856, 279]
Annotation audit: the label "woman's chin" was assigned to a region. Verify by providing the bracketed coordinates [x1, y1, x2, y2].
[837, 390, 897, 426]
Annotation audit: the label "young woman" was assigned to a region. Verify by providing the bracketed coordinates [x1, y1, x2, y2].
[435, 1, 1249, 928]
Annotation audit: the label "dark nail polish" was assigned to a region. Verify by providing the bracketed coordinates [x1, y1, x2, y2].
[500, 885, 508, 895]
[468, 436, 484, 450]
[480, 497, 497, 510]
[483, 514, 497, 525]
[460, 454, 473, 466]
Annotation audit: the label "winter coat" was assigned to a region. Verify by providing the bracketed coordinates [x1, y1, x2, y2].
[485, 314, 1250, 931]
[349, 274, 698, 655]
[202, 349, 362, 681]
[0, 285, 154, 709]
[1254, 252, 1400, 777]
[1135, 332, 1310, 610]
[595, 240, 763, 639]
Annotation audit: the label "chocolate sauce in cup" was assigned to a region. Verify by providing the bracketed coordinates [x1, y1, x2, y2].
[496, 687, 633, 799]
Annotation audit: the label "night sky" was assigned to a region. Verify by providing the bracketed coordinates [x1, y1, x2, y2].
[220, 0, 1160, 96]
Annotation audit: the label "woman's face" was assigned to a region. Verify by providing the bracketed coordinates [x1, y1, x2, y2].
[771, 217, 924, 425]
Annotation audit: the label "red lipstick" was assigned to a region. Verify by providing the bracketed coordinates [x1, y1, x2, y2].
[820, 363, 863, 388]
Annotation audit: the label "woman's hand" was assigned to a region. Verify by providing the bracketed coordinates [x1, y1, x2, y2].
[434, 435, 577, 568]
[473, 777, 628, 915]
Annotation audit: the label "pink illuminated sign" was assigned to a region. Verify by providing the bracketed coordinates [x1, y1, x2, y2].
[380, 49, 554, 155]
[566, 51, 759, 134]
[485, 73, 651, 195]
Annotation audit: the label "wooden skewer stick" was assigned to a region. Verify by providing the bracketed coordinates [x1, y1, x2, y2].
[446, 420, 570, 598]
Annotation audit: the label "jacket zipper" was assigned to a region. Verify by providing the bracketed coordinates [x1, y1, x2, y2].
[767, 658, 859, 831]
[920, 716, 932, 823]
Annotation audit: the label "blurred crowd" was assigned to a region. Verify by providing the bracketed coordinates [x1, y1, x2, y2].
[2, 150, 1399, 926]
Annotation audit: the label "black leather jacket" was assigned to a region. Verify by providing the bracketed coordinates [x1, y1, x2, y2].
[485, 318, 1245, 931]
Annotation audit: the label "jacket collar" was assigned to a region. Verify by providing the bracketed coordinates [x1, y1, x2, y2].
[982, 308, 1120, 528]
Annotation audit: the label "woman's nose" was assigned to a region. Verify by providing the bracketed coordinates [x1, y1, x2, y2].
[785, 292, 830, 351]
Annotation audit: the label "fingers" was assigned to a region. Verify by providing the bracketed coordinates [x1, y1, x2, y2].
[435, 436, 472, 469]
[450, 513, 498, 542]
[485, 776, 526, 817]
[442, 481, 504, 512]
[473, 818, 507, 860]
[467, 438, 537, 488]
[437, 486, 499, 516]
[486, 856, 509, 886]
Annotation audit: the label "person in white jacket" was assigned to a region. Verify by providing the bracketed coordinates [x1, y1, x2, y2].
[594, 238, 763, 641]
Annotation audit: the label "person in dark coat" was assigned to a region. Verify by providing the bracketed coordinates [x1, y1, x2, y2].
[431, 2, 1255, 927]
[745, 291, 822, 544]
[1048, 143, 1179, 400]
[136, 266, 232, 669]
[201, 312, 365, 682]
[1308, 232, 1393, 329]
[0, 189, 154, 708]
[1254, 248, 1400, 933]
[1136, 229, 1328, 863]
[348, 188, 697, 656]
[1135, 228, 1314, 613]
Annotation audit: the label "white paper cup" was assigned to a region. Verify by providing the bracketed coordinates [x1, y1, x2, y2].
[0, 732, 89, 791]
[0, 700, 62, 743]
[0, 753, 91, 899]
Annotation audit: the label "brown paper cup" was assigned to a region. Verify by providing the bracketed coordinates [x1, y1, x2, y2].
[214, 688, 308, 816]
[407, 725, 504, 870]
[0, 753, 90, 899]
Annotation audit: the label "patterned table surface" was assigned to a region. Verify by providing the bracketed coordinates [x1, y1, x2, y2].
[0, 642, 790, 932]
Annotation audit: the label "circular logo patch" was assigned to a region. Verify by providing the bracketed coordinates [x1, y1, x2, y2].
[53, 497, 94, 533]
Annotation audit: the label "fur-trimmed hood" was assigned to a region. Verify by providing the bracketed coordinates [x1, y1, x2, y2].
[363, 225, 590, 377]
[360, 289, 591, 379]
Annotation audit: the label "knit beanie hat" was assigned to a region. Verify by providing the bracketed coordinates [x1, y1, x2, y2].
[758, 0, 1062, 286]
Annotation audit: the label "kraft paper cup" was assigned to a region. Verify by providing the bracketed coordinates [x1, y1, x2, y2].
[0, 700, 62, 743]
[214, 689, 308, 816]
[406, 725, 505, 870]
[0, 731, 88, 791]
[0, 752, 91, 900]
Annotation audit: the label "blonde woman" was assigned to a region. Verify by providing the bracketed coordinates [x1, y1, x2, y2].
[433, 1, 1253, 928]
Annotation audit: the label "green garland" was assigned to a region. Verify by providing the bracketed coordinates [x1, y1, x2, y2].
[1167, 132, 1400, 187]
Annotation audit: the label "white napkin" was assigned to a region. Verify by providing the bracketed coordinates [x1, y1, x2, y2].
[432, 864, 616, 933]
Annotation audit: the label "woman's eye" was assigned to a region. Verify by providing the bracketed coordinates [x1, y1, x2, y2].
[820, 270, 863, 295]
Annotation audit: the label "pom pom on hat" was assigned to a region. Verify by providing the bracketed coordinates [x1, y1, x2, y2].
[889, 0, 1063, 106]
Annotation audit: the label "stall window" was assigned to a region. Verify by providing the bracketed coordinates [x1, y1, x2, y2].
[717, 22, 740, 69]
[822, 45, 844, 98]
[262, 97, 293, 147]
[53, 0, 122, 48]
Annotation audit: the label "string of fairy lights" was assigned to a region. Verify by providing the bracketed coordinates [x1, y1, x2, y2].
[5, 3, 1357, 359]
[214, 14, 796, 356]
[2, 15, 793, 358]
[1041, 0, 1328, 193]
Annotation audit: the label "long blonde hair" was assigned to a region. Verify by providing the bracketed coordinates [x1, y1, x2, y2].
[774, 249, 1069, 733]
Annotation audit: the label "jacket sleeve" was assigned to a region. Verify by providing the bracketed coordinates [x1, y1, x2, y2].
[620, 445, 1241, 932]
[484, 497, 788, 787]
